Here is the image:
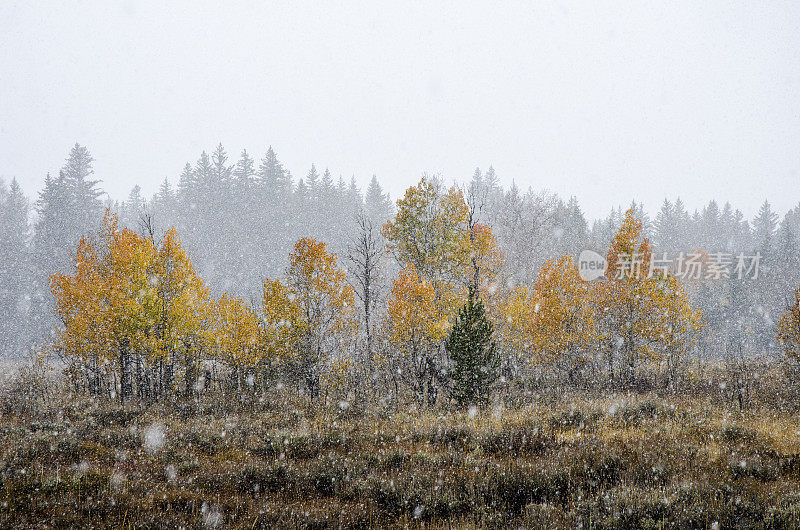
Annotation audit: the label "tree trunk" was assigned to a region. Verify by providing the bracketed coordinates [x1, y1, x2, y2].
[183, 346, 196, 399]
[119, 341, 130, 403]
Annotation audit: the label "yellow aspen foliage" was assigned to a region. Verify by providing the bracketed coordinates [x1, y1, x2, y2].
[50, 235, 106, 367]
[50, 212, 217, 399]
[151, 227, 213, 381]
[260, 278, 306, 365]
[592, 210, 658, 364]
[51, 212, 158, 369]
[605, 211, 652, 281]
[386, 264, 451, 403]
[287, 237, 356, 342]
[655, 273, 704, 373]
[777, 286, 800, 362]
[499, 255, 593, 374]
[286, 237, 356, 399]
[211, 293, 263, 369]
[101, 215, 160, 356]
[382, 177, 470, 284]
[590, 208, 703, 382]
[387, 264, 448, 351]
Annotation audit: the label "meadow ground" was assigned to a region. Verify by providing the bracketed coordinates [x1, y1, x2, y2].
[1, 372, 800, 529]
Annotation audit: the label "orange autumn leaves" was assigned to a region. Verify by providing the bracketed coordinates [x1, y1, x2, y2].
[50, 212, 355, 389]
[382, 178, 505, 361]
[51, 195, 706, 395]
[51, 212, 226, 376]
[777, 287, 800, 362]
[500, 255, 592, 371]
[595, 210, 703, 370]
[500, 209, 703, 377]
[51, 213, 165, 368]
[387, 265, 448, 356]
[261, 237, 357, 394]
[376, 178, 703, 380]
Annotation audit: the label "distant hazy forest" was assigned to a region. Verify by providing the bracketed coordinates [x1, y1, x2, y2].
[1, 142, 798, 363]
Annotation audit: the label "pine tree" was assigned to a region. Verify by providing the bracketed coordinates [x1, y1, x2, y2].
[445, 288, 499, 407]
[701, 200, 722, 250]
[177, 162, 196, 204]
[231, 149, 260, 294]
[211, 143, 233, 192]
[254, 147, 292, 280]
[562, 196, 589, 255]
[123, 185, 145, 228]
[232, 148, 256, 224]
[672, 197, 690, 251]
[719, 202, 736, 251]
[321, 168, 334, 200]
[753, 200, 779, 256]
[151, 177, 176, 232]
[305, 164, 320, 201]
[233, 150, 255, 186]
[364, 175, 392, 226]
[347, 176, 363, 213]
[0, 179, 31, 356]
[61, 143, 103, 237]
[193, 151, 214, 200]
[257, 146, 291, 198]
[30, 172, 74, 341]
[654, 199, 676, 251]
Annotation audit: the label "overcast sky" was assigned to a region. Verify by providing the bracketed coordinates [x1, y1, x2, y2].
[1, 1, 799, 220]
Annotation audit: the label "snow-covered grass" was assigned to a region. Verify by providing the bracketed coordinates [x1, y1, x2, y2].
[1, 377, 800, 528]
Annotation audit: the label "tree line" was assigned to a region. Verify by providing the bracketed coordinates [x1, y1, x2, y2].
[2, 143, 800, 387]
[39, 172, 800, 407]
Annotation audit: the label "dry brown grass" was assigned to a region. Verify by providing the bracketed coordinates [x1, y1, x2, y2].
[1, 370, 800, 528]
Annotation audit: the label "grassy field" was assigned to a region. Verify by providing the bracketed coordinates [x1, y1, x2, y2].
[2, 374, 800, 529]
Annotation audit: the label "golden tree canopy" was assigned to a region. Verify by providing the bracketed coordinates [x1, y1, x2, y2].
[387, 264, 449, 351]
[382, 177, 469, 283]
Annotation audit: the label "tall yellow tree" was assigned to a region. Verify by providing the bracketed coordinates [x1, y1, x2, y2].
[777, 286, 800, 363]
[211, 293, 263, 391]
[387, 265, 449, 404]
[384, 178, 505, 297]
[500, 254, 594, 381]
[101, 215, 159, 399]
[49, 234, 106, 393]
[260, 278, 305, 365]
[656, 273, 704, 383]
[51, 212, 160, 401]
[589, 209, 655, 384]
[286, 237, 356, 401]
[51, 213, 215, 401]
[591, 208, 702, 386]
[151, 227, 213, 398]
[382, 177, 469, 285]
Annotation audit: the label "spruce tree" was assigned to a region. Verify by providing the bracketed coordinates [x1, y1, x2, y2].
[446, 289, 499, 407]
[30, 172, 73, 341]
[753, 200, 779, 257]
[0, 179, 30, 356]
[177, 162, 196, 204]
[654, 199, 676, 252]
[364, 175, 392, 226]
[256, 146, 292, 278]
[305, 164, 320, 201]
[257, 146, 291, 198]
